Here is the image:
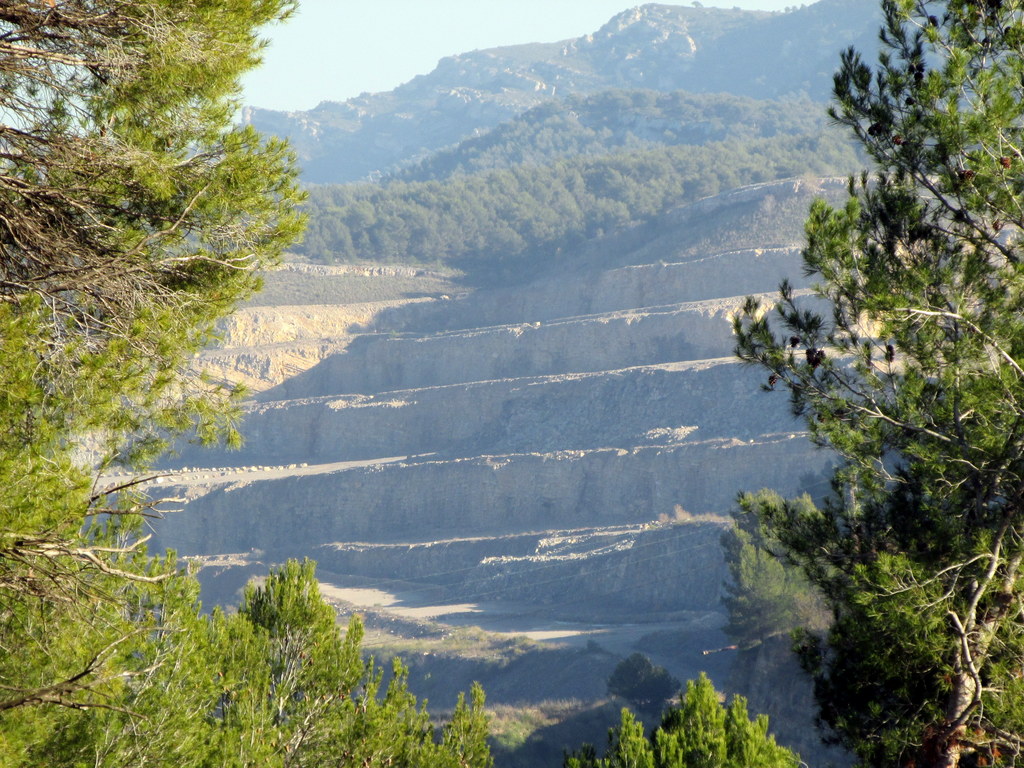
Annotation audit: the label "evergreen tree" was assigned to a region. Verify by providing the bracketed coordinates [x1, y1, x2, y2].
[297, 133, 859, 270]
[606, 709, 655, 768]
[0, 4, 493, 765]
[734, 0, 1024, 764]
[565, 674, 797, 768]
[212, 560, 492, 768]
[0, 0, 304, 723]
[14, 560, 494, 767]
[607, 653, 681, 711]
[721, 490, 827, 648]
[0, 0, 304, 756]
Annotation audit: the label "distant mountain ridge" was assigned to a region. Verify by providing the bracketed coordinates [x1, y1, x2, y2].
[245, 0, 878, 183]
[394, 89, 839, 183]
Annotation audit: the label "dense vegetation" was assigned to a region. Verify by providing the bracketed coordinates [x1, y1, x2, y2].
[396, 89, 840, 183]
[720, 490, 827, 649]
[565, 674, 798, 768]
[297, 133, 860, 271]
[0, 3, 489, 766]
[735, 0, 1024, 764]
[0, 0, 299, 724]
[7, 559, 491, 767]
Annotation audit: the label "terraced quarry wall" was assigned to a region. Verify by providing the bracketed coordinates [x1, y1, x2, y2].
[155, 179, 838, 621]
[161, 434, 822, 555]
[145, 178, 848, 765]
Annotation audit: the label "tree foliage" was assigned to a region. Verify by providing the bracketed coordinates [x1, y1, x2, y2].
[566, 673, 798, 768]
[0, 0, 305, 465]
[607, 653, 681, 711]
[297, 133, 859, 271]
[5, 559, 493, 767]
[0, 0, 305, 729]
[0, 6, 493, 765]
[209, 560, 492, 768]
[397, 89, 841, 184]
[721, 489, 828, 648]
[733, 0, 1024, 765]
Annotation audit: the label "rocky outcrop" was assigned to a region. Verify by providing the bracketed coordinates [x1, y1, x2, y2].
[259, 298, 744, 401]
[370, 248, 806, 334]
[313, 521, 728, 617]
[196, 339, 350, 393]
[190, 262, 461, 392]
[171, 358, 804, 468]
[729, 636, 854, 766]
[198, 299, 445, 391]
[214, 303, 396, 348]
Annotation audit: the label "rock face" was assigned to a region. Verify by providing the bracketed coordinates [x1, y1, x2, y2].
[317, 523, 727, 617]
[197, 263, 460, 391]
[198, 302, 407, 392]
[160, 435, 824, 557]
[146, 177, 847, 764]
[729, 636, 852, 766]
[245, 1, 879, 182]
[154, 178, 838, 620]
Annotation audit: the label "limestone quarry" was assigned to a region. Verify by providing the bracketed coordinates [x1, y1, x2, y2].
[141, 178, 846, 764]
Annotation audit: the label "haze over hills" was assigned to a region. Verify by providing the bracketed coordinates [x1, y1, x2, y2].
[149, 2, 879, 764]
[244, 0, 878, 183]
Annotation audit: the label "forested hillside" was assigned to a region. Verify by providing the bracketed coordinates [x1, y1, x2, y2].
[395, 90, 840, 182]
[298, 132, 859, 271]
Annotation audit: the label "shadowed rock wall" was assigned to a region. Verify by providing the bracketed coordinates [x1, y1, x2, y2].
[155, 435, 829, 557]
[154, 180, 838, 628]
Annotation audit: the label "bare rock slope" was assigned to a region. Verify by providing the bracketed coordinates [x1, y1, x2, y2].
[143, 177, 849, 764]
[154, 178, 840, 616]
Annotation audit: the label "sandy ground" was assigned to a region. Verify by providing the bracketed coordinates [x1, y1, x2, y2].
[319, 581, 577, 640]
[316, 579, 715, 648]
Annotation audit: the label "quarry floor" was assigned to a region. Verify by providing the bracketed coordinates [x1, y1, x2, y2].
[317, 578, 725, 654]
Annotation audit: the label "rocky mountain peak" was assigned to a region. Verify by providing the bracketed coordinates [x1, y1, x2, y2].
[588, 6, 691, 57]
[597, 5, 650, 34]
[604, 3, 770, 36]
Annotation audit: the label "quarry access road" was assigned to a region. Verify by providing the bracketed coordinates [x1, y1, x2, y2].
[97, 453, 435, 491]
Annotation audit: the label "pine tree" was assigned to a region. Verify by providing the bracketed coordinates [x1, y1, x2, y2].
[606, 709, 655, 768]
[0, 0, 303, 737]
[16, 560, 494, 768]
[607, 653, 681, 712]
[564, 674, 797, 768]
[0, 5, 493, 765]
[721, 490, 827, 648]
[734, 0, 1024, 764]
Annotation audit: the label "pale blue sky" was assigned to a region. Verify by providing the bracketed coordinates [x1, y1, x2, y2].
[243, 0, 802, 112]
